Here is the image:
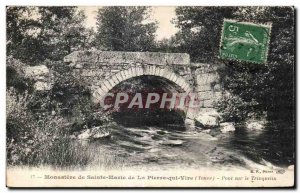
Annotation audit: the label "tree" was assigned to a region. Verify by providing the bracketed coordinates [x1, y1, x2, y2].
[7, 7, 42, 63]
[40, 8, 94, 60]
[154, 36, 179, 53]
[172, 6, 294, 125]
[94, 6, 157, 51]
[222, 7, 295, 123]
[173, 7, 238, 63]
[6, 6, 92, 64]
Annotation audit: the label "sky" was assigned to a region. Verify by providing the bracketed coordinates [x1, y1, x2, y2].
[79, 6, 179, 40]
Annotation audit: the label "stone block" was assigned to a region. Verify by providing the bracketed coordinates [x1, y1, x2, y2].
[214, 91, 223, 101]
[115, 73, 123, 82]
[136, 68, 143, 76]
[192, 63, 220, 73]
[183, 83, 191, 92]
[111, 76, 120, 85]
[154, 67, 161, 76]
[198, 108, 216, 113]
[197, 84, 212, 92]
[177, 78, 185, 89]
[169, 73, 176, 82]
[199, 91, 214, 100]
[120, 71, 126, 80]
[81, 69, 102, 77]
[150, 66, 155, 75]
[99, 84, 109, 93]
[203, 99, 214, 108]
[103, 80, 113, 90]
[196, 73, 219, 85]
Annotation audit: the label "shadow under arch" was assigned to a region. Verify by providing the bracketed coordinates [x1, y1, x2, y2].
[92, 66, 193, 101]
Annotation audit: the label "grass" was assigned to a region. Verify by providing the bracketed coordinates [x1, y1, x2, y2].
[7, 85, 123, 170]
[10, 138, 125, 170]
[7, 138, 124, 170]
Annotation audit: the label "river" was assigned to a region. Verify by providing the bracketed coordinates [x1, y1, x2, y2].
[81, 122, 294, 171]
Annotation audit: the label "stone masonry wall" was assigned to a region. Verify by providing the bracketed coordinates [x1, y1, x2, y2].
[191, 63, 222, 111]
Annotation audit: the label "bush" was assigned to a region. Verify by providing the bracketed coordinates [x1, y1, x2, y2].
[6, 88, 70, 166]
[6, 57, 34, 93]
[215, 92, 260, 123]
[6, 88, 33, 139]
[6, 59, 111, 168]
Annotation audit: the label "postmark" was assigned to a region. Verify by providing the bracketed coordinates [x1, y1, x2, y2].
[220, 19, 272, 64]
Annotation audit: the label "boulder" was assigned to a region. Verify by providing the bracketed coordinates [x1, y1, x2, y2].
[203, 109, 220, 117]
[246, 121, 264, 131]
[34, 81, 52, 91]
[77, 127, 110, 140]
[185, 118, 195, 130]
[77, 129, 91, 140]
[91, 127, 110, 139]
[195, 110, 220, 128]
[220, 122, 235, 133]
[24, 65, 53, 91]
[24, 65, 49, 80]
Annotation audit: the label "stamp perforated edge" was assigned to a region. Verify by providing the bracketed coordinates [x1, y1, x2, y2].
[219, 18, 273, 64]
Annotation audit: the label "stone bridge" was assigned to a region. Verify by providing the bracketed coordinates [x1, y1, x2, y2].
[63, 51, 222, 124]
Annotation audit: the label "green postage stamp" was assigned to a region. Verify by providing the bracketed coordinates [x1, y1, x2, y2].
[220, 19, 272, 63]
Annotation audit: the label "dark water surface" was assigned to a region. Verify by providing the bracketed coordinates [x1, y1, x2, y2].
[83, 122, 294, 170]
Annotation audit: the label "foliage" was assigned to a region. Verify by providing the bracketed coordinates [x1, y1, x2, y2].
[6, 60, 112, 167]
[6, 88, 64, 165]
[6, 57, 34, 93]
[51, 62, 91, 114]
[94, 6, 158, 51]
[220, 7, 295, 123]
[7, 88, 92, 168]
[172, 7, 238, 63]
[6, 6, 93, 64]
[6, 87, 117, 169]
[172, 6, 294, 124]
[154, 37, 179, 53]
[215, 92, 260, 123]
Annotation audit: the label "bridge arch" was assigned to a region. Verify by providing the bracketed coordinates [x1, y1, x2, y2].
[91, 65, 193, 104]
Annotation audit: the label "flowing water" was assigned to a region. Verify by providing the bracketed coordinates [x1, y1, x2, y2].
[81, 122, 294, 170]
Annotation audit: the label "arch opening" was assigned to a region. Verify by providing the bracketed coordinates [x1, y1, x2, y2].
[103, 75, 189, 130]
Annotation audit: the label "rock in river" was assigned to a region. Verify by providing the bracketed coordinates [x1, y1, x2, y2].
[220, 122, 235, 133]
[160, 139, 185, 146]
[195, 110, 220, 128]
[246, 121, 264, 131]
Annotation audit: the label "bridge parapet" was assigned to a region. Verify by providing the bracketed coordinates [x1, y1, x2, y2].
[64, 51, 190, 66]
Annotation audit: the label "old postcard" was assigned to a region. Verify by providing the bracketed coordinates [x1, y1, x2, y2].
[6, 6, 295, 188]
